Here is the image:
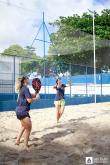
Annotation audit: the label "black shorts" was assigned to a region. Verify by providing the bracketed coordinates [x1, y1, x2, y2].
[16, 110, 30, 120]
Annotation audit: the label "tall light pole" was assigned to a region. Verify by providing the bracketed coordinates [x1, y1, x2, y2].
[43, 12, 46, 97]
[88, 9, 96, 103]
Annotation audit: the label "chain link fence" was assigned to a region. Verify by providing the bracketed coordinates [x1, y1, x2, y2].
[1, 54, 110, 100]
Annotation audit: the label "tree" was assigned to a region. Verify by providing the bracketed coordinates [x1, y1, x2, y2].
[2, 44, 44, 75]
[3, 44, 26, 56]
[48, 9, 110, 71]
[3, 44, 36, 57]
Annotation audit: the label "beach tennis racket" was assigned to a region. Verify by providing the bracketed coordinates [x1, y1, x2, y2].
[32, 78, 41, 93]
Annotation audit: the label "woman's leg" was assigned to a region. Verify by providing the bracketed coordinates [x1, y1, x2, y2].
[55, 104, 61, 123]
[16, 123, 25, 145]
[21, 117, 32, 150]
[59, 105, 65, 119]
[59, 100, 65, 120]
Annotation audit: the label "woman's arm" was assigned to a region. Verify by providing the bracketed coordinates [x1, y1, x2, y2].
[27, 94, 39, 103]
[25, 88, 38, 103]
[26, 98, 33, 103]
[65, 83, 73, 87]
[53, 85, 57, 89]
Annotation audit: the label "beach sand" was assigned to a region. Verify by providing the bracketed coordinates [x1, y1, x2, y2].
[0, 102, 110, 165]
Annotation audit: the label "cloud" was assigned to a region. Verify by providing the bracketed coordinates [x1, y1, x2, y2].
[36, 0, 110, 21]
[0, 0, 38, 50]
[0, 0, 109, 53]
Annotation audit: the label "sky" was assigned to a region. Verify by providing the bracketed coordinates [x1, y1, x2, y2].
[0, 0, 110, 55]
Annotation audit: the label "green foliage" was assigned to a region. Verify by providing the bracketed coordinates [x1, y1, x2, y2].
[2, 9, 110, 76]
[2, 44, 43, 74]
[21, 58, 44, 75]
[3, 44, 36, 58]
[49, 9, 110, 71]
[3, 44, 26, 56]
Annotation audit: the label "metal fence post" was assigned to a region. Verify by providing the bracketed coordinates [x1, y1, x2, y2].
[13, 56, 16, 100]
[43, 12, 46, 99]
[86, 66, 88, 95]
[69, 63, 72, 98]
[101, 70, 102, 96]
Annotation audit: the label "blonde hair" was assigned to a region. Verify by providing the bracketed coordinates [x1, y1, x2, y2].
[15, 77, 21, 93]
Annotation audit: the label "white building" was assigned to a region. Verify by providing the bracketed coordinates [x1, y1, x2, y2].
[0, 55, 20, 93]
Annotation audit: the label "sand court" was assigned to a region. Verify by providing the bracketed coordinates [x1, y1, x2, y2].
[0, 102, 110, 165]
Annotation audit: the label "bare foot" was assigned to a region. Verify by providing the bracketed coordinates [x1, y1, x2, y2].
[23, 145, 30, 152]
[15, 140, 20, 145]
[15, 138, 24, 145]
[20, 139, 24, 143]
[57, 120, 60, 124]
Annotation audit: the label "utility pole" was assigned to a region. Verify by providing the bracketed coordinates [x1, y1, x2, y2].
[88, 9, 96, 103]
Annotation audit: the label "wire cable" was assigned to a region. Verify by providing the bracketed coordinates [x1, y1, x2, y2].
[0, 0, 36, 13]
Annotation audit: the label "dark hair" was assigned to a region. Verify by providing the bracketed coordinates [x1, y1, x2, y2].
[56, 78, 61, 85]
[20, 76, 28, 89]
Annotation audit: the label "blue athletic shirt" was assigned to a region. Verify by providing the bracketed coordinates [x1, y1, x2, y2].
[16, 85, 32, 112]
[55, 84, 66, 101]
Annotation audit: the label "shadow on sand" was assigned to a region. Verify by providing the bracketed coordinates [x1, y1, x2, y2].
[0, 116, 110, 165]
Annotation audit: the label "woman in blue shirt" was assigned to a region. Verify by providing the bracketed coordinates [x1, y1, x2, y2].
[15, 76, 38, 151]
[53, 78, 72, 123]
